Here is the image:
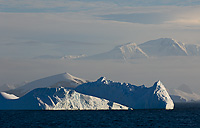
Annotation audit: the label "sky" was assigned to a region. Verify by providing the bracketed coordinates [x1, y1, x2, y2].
[1, 0, 200, 92]
[1, 0, 200, 58]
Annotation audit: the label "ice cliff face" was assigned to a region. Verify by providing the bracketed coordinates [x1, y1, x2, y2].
[151, 81, 174, 109]
[0, 87, 128, 110]
[76, 77, 174, 109]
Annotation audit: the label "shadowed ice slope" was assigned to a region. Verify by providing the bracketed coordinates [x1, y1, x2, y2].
[76, 77, 174, 109]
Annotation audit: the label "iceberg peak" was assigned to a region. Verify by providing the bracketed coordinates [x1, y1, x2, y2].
[153, 80, 165, 89]
[155, 80, 162, 85]
[97, 77, 110, 84]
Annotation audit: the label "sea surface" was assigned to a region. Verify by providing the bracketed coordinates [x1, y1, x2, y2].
[1, 103, 200, 128]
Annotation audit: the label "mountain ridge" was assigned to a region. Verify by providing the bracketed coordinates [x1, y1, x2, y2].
[169, 84, 200, 102]
[74, 38, 200, 60]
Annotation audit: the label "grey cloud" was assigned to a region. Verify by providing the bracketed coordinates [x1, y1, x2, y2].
[100, 13, 174, 24]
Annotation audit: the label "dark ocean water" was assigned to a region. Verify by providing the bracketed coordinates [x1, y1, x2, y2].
[1, 103, 200, 128]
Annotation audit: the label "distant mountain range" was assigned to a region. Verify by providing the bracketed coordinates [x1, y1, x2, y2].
[77, 38, 200, 60]
[32, 38, 200, 60]
[169, 84, 200, 102]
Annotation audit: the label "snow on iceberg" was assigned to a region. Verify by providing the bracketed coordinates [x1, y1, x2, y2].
[0, 73, 174, 110]
[76, 77, 174, 109]
[0, 92, 19, 100]
[0, 87, 128, 110]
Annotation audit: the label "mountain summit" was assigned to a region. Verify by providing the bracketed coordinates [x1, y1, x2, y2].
[138, 38, 188, 56]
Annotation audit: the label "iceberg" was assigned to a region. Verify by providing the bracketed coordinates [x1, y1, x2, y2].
[0, 73, 174, 110]
[76, 77, 174, 109]
[7, 72, 86, 97]
[0, 87, 128, 110]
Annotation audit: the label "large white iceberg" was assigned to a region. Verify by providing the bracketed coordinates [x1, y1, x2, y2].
[0, 87, 128, 110]
[76, 77, 174, 109]
[1, 73, 174, 110]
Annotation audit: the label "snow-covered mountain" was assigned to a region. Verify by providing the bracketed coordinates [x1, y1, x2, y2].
[169, 84, 200, 102]
[7, 72, 87, 97]
[185, 44, 200, 56]
[138, 38, 188, 56]
[77, 38, 200, 60]
[0, 87, 128, 110]
[81, 42, 148, 60]
[76, 77, 174, 109]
